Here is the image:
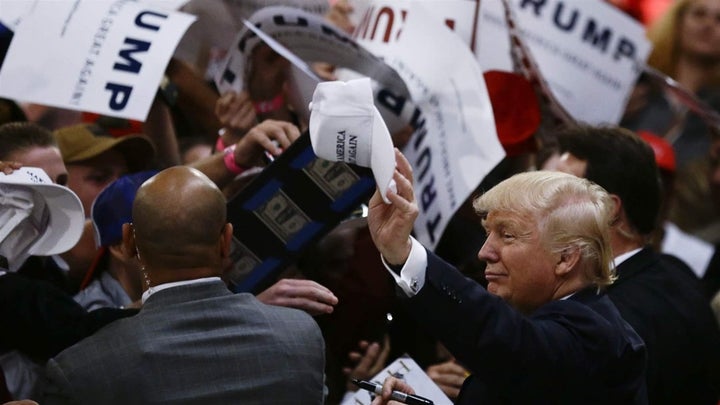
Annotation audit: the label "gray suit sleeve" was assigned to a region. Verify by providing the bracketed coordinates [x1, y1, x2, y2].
[42, 358, 80, 405]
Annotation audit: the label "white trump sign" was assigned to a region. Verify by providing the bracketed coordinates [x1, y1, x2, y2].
[0, 0, 195, 121]
[477, 0, 651, 124]
[349, 0, 478, 48]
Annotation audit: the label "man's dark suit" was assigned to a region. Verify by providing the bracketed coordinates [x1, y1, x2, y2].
[0, 272, 135, 361]
[43, 280, 326, 404]
[608, 248, 720, 404]
[403, 251, 647, 404]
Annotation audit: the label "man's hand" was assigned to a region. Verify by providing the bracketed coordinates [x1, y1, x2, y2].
[0, 160, 22, 174]
[232, 120, 300, 168]
[344, 335, 392, 391]
[215, 91, 257, 141]
[367, 149, 418, 265]
[325, 0, 355, 34]
[257, 278, 338, 316]
[427, 359, 468, 400]
[370, 376, 415, 405]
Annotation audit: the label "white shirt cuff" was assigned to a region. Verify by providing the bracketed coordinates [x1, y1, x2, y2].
[381, 237, 428, 297]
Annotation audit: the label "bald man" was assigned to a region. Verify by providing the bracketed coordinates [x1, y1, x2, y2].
[42, 167, 326, 405]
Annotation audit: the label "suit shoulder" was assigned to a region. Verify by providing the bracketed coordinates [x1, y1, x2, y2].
[236, 294, 323, 336]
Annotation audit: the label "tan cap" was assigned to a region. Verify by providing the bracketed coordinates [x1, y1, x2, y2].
[54, 123, 155, 172]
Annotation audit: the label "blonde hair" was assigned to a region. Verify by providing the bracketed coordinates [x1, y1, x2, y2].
[473, 171, 616, 287]
[647, 0, 720, 85]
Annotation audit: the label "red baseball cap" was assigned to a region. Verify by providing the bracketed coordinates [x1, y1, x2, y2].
[637, 130, 676, 173]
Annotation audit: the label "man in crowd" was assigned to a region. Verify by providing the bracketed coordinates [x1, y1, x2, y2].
[0, 166, 135, 400]
[543, 125, 720, 404]
[53, 123, 156, 287]
[367, 150, 646, 403]
[73, 171, 158, 311]
[43, 166, 326, 404]
[0, 122, 67, 186]
[0, 122, 75, 291]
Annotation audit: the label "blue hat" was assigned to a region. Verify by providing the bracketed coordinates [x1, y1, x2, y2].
[91, 170, 158, 248]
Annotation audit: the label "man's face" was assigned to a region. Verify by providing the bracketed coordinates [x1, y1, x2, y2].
[478, 210, 559, 314]
[67, 149, 128, 217]
[8, 146, 68, 185]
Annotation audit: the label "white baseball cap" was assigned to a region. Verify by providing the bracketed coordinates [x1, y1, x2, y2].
[0, 167, 84, 257]
[308, 78, 397, 203]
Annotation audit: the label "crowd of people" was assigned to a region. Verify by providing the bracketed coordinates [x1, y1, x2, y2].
[1, 0, 720, 404]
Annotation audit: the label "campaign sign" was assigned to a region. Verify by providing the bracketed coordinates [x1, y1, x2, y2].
[225, 132, 375, 294]
[350, 2, 505, 249]
[349, 0, 479, 49]
[477, 0, 651, 125]
[0, 0, 35, 31]
[216, 6, 410, 98]
[0, 0, 195, 121]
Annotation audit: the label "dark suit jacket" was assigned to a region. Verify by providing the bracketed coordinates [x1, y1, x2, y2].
[403, 251, 647, 404]
[43, 280, 326, 405]
[0, 272, 135, 362]
[609, 248, 720, 404]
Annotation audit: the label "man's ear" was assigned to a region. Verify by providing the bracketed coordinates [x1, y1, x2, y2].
[555, 246, 581, 277]
[107, 244, 123, 261]
[608, 194, 623, 226]
[219, 223, 233, 259]
[122, 223, 137, 261]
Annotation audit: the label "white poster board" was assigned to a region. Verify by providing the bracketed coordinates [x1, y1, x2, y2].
[0, 0, 195, 121]
[349, 0, 478, 48]
[0, 0, 33, 30]
[349, 2, 504, 249]
[477, 0, 651, 124]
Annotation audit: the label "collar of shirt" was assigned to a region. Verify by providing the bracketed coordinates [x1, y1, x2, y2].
[141, 277, 222, 304]
[613, 247, 643, 267]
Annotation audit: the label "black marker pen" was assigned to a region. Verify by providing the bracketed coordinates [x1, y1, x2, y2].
[351, 378, 434, 405]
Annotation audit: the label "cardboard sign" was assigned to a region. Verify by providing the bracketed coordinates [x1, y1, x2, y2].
[349, 0, 479, 49]
[225, 133, 376, 293]
[0, 0, 195, 121]
[477, 0, 651, 124]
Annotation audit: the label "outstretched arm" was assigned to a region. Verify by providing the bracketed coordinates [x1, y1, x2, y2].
[190, 119, 300, 189]
[256, 278, 338, 316]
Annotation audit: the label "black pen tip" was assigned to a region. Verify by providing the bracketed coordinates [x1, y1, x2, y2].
[351, 378, 360, 384]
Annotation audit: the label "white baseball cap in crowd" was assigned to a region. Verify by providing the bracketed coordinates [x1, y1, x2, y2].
[0, 167, 84, 261]
[308, 77, 397, 203]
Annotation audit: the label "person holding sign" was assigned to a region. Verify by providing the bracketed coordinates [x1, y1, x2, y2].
[365, 150, 647, 404]
[623, 0, 720, 166]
